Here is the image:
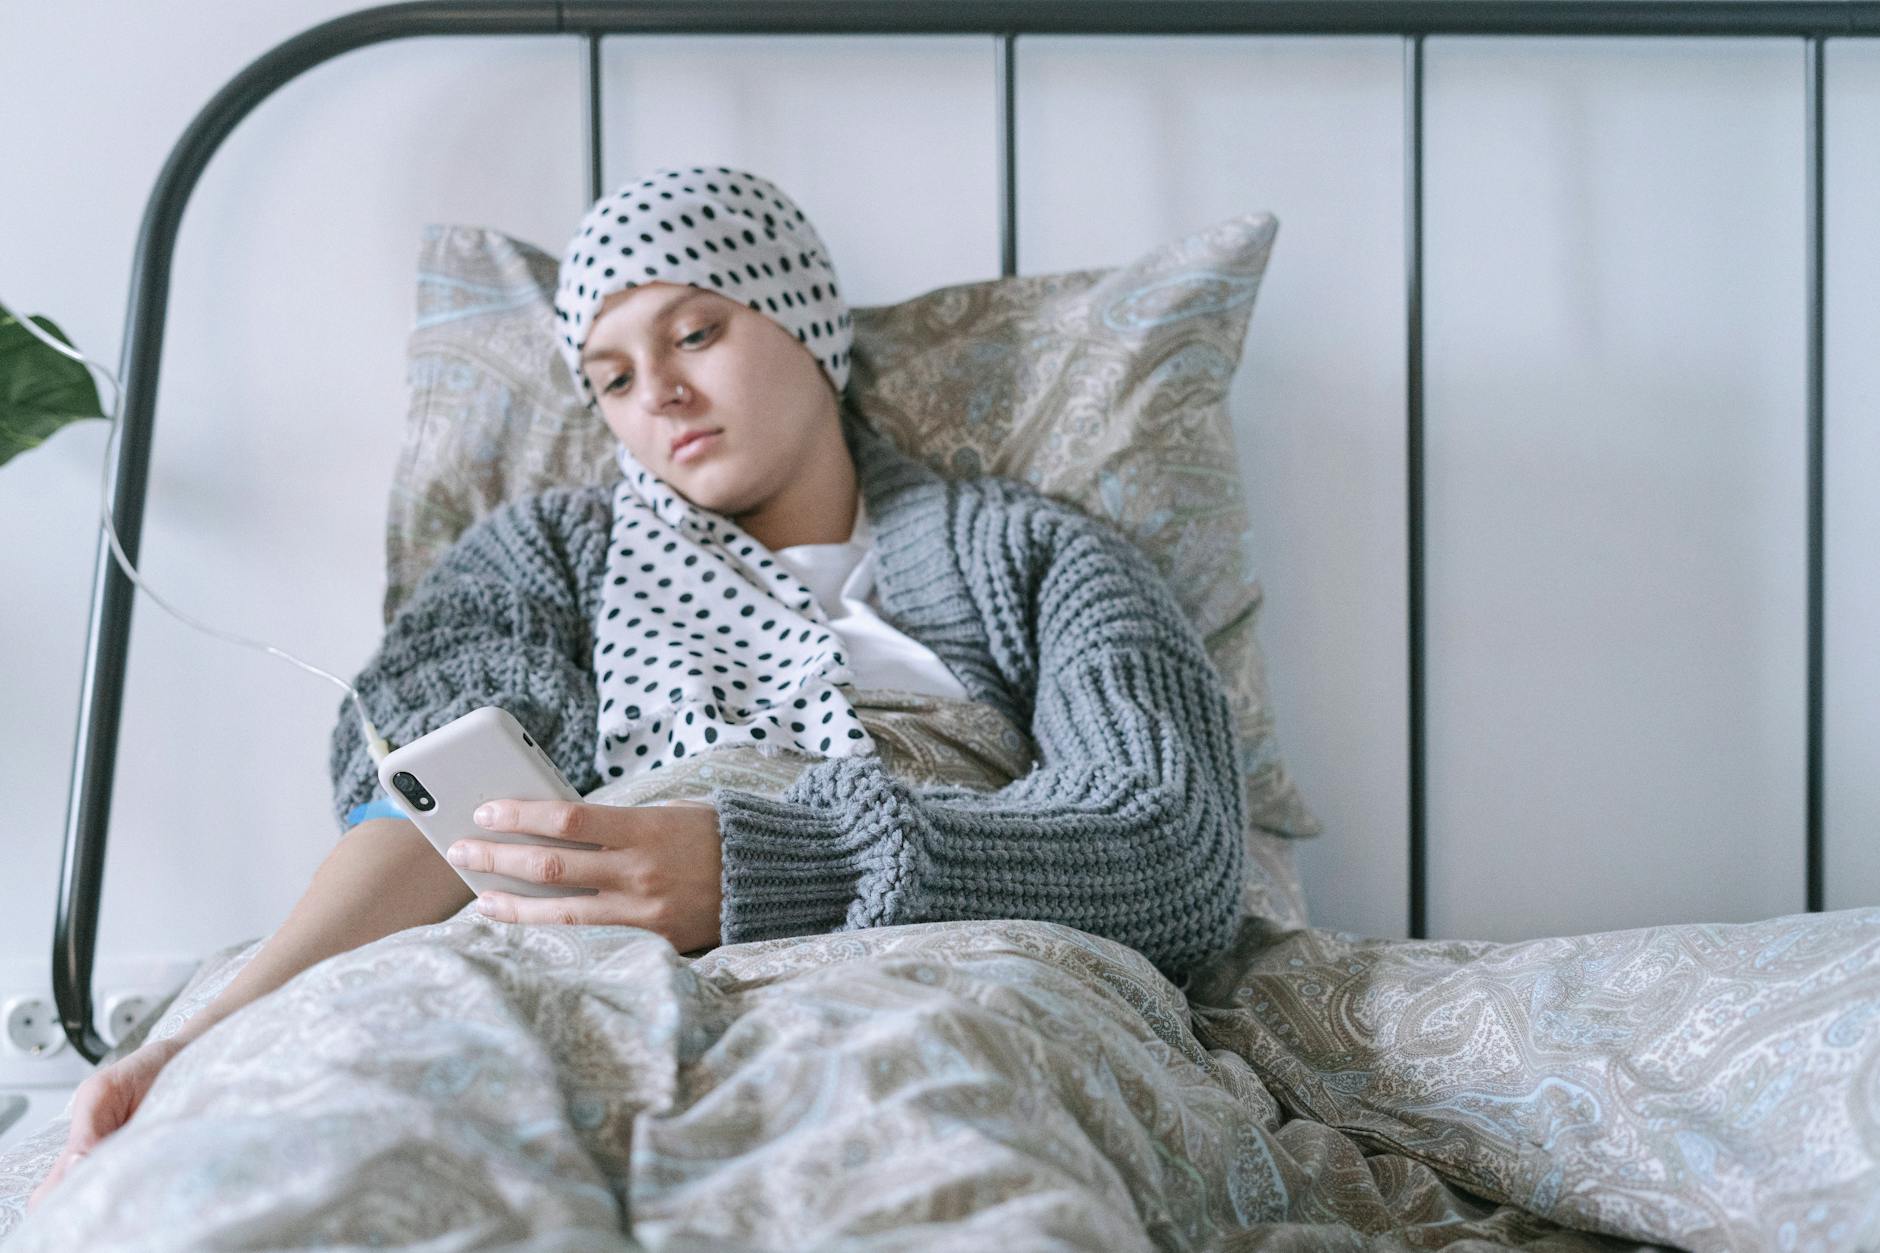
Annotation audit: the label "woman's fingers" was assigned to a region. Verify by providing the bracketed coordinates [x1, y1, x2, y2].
[470, 799, 613, 846]
[28, 1089, 108, 1213]
[27, 1154, 69, 1212]
[455, 800, 720, 943]
[28, 1036, 185, 1213]
[446, 838, 619, 888]
[472, 889, 652, 928]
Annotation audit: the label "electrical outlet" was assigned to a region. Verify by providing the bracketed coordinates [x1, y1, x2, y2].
[102, 993, 157, 1049]
[3, 997, 65, 1059]
[0, 956, 202, 1088]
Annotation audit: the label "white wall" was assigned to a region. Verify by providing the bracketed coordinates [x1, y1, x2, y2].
[5, 4, 1879, 1039]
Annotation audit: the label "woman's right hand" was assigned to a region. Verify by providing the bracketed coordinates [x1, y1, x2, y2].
[26, 1034, 190, 1215]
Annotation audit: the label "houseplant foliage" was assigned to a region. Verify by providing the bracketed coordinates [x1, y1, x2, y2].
[1, 300, 106, 468]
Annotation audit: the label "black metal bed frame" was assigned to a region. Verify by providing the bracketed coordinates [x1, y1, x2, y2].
[54, 0, 1870, 1063]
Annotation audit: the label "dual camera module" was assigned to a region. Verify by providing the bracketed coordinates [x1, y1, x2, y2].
[390, 771, 436, 811]
[391, 729, 541, 813]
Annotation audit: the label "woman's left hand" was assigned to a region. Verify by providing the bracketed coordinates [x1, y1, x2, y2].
[448, 799, 723, 954]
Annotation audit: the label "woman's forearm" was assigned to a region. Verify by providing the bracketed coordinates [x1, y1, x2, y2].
[169, 817, 472, 1048]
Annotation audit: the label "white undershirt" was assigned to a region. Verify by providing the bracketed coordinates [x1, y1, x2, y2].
[768, 490, 971, 701]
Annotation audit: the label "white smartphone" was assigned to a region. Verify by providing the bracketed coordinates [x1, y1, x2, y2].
[375, 705, 602, 900]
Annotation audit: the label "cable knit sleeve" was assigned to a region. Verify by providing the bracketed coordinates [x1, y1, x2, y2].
[326, 486, 614, 834]
[706, 483, 1248, 985]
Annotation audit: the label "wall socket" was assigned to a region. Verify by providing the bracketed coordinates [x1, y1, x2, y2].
[2, 998, 64, 1058]
[103, 993, 158, 1048]
[0, 958, 199, 1087]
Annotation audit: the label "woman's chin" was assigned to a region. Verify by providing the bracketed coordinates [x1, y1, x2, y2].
[668, 470, 745, 515]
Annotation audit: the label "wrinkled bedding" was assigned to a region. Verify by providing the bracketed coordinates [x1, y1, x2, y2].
[2, 903, 1878, 1250]
[3, 688, 1875, 1250]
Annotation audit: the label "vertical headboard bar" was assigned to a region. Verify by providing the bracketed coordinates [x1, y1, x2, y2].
[1805, 35, 1827, 914]
[1404, 35, 1429, 939]
[585, 30, 604, 205]
[996, 33, 1018, 278]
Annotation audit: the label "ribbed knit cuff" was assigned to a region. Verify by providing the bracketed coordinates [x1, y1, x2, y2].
[709, 756, 910, 947]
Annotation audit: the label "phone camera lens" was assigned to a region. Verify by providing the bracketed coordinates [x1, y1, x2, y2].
[390, 770, 437, 812]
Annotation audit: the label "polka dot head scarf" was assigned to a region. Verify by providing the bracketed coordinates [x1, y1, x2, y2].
[553, 164, 853, 408]
[591, 441, 878, 787]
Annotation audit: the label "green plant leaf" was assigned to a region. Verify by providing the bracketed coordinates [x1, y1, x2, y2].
[1, 301, 107, 469]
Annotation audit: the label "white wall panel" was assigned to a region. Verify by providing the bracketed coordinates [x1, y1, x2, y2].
[1423, 37, 1808, 939]
[599, 36, 998, 305]
[1825, 41, 1880, 914]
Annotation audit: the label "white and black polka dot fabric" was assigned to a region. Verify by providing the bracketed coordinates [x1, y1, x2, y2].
[592, 441, 878, 786]
[553, 164, 853, 407]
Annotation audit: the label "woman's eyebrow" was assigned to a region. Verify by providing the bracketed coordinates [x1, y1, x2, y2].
[581, 290, 715, 363]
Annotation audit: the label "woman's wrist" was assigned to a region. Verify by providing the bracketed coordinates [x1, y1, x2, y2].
[162, 1008, 224, 1051]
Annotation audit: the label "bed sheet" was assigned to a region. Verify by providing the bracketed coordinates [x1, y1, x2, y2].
[2, 899, 1873, 1252]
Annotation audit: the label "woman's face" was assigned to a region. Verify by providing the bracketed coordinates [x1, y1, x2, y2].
[580, 282, 839, 520]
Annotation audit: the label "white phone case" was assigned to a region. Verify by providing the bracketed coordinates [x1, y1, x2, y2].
[375, 705, 602, 899]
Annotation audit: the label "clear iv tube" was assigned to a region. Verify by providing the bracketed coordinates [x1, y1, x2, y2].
[8, 305, 393, 762]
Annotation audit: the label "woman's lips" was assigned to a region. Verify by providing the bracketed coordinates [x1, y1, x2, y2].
[670, 430, 721, 463]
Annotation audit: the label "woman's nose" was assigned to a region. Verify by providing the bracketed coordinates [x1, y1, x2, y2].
[637, 365, 692, 414]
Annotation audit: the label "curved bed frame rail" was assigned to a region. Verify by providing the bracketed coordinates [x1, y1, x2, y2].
[56, 0, 1869, 1063]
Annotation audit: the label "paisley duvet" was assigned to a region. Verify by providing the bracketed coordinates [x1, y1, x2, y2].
[3, 689, 1875, 1251]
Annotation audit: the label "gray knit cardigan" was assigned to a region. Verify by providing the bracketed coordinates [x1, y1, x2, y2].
[330, 413, 1247, 982]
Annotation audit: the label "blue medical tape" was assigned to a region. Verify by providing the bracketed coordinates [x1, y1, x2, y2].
[343, 793, 407, 830]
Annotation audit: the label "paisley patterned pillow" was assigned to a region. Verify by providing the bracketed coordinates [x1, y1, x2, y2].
[390, 214, 1320, 926]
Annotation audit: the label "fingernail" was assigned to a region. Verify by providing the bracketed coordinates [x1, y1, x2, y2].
[476, 896, 496, 914]
[473, 805, 495, 827]
[446, 844, 468, 866]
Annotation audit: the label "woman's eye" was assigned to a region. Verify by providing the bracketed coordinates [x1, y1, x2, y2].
[597, 327, 713, 395]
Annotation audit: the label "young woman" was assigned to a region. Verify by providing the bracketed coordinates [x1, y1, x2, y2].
[31, 165, 1247, 1212]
